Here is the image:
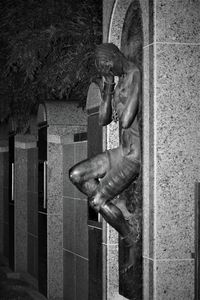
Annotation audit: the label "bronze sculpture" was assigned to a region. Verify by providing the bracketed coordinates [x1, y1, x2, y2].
[69, 43, 141, 271]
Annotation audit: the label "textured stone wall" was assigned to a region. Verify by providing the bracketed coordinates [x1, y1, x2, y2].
[143, 0, 200, 299]
[104, 0, 200, 299]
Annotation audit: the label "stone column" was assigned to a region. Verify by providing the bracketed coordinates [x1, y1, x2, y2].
[15, 135, 37, 273]
[143, 1, 200, 299]
[37, 102, 87, 299]
[0, 142, 9, 256]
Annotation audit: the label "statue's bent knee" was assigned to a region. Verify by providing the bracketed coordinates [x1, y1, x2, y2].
[89, 194, 102, 212]
[69, 166, 81, 184]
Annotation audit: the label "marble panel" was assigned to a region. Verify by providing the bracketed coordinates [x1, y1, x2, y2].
[15, 148, 28, 272]
[38, 212, 47, 295]
[15, 227, 27, 272]
[3, 222, 9, 258]
[156, 0, 200, 43]
[76, 256, 88, 300]
[156, 44, 200, 259]
[47, 213, 63, 300]
[75, 198, 88, 258]
[88, 225, 103, 300]
[35, 236, 38, 279]
[63, 196, 75, 252]
[28, 234, 35, 277]
[47, 143, 63, 214]
[156, 259, 194, 300]
[27, 192, 38, 236]
[63, 250, 76, 300]
[27, 148, 37, 193]
[3, 187, 9, 223]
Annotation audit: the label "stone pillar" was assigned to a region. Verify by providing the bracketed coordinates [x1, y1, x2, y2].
[0, 142, 9, 256]
[143, 1, 200, 299]
[15, 135, 37, 273]
[37, 102, 87, 299]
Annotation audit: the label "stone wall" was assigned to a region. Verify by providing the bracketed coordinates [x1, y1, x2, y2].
[104, 0, 200, 299]
[143, 1, 200, 299]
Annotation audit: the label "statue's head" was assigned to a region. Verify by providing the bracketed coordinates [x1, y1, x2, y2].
[95, 43, 125, 76]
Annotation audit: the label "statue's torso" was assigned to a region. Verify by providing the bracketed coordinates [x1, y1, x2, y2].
[113, 71, 141, 161]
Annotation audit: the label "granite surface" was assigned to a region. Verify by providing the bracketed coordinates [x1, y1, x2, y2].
[156, 0, 200, 43]
[47, 142, 63, 214]
[156, 44, 200, 259]
[37, 102, 87, 126]
[47, 213, 63, 300]
[143, 0, 200, 297]
[156, 259, 194, 300]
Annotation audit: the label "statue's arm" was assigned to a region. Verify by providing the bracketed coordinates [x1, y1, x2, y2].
[120, 69, 141, 129]
[99, 76, 115, 126]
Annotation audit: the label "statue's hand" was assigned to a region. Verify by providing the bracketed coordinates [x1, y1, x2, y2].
[103, 75, 114, 84]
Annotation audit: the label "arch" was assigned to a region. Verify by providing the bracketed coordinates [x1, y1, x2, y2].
[121, 1, 143, 68]
[37, 103, 47, 125]
[106, 1, 144, 299]
[108, 0, 148, 49]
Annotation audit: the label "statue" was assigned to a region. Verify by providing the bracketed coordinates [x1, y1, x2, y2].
[69, 43, 141, 271]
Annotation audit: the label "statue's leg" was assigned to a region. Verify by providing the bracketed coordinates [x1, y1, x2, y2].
[69, 151, 111, 197]
[89, 154, 140, 273]
[90, 154, 140, 246]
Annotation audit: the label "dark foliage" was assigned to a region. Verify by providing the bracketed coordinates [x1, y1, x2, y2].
[0, 0, 102, 130]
